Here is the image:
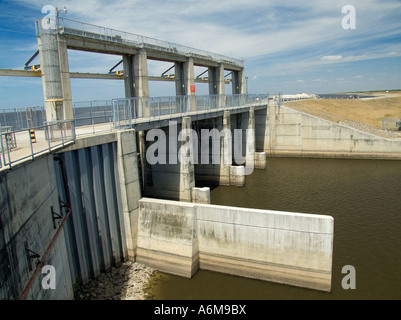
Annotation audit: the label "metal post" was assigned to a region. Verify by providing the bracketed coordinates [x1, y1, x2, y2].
[60, 122, 65, 146]
[70, 121, 76, 140]
[133, 99, 136, 126]
[0, 133, 6, 168]
[169, 98, 172, 119]
[46, 125, 51, 152]
[29, 130, 34, 160]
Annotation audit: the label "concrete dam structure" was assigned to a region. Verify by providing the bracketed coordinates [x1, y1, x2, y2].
[2, 17, 401, 300]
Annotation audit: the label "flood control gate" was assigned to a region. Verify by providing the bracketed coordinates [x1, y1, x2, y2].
[54, 142, 126, 287]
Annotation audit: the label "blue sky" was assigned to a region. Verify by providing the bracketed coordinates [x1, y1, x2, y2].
[0, 0, 401, 108]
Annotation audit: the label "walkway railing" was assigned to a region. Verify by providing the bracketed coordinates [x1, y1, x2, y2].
[0, 106, 45, 130]
[73, 100, 113, 136]
[112, 94, 270, 129]
[0, 120, 75, 170]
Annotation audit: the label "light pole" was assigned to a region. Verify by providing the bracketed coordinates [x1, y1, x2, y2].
[56, 7, 67, 31]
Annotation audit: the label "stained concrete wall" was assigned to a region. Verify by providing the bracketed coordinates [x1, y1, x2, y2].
[0, 130, 142, 300]
[136, 198, 334, 292]
[0, 155, 73, 300]
[258, 105, 401, 159]
[136, 199, 199, 278]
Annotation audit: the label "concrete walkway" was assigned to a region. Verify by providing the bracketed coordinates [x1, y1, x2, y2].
[1, 102, 267, 171]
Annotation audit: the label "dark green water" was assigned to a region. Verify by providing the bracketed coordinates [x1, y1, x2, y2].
[148, 158, 401, 300]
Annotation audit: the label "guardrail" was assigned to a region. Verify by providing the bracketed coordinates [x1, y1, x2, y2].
[1, 106, 46, 130]
[0, 120, 75, 170]
[35, 17, 244, 68]
[112, 94, 270, 129]
[73, 100, 113, 136]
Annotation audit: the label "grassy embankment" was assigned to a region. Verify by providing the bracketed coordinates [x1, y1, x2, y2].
[286, 91, 401, 129]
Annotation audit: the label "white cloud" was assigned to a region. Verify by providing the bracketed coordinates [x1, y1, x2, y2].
[321, 55, 343, 61]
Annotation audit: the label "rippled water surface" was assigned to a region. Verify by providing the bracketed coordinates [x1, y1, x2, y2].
[148, 158, 401, 300]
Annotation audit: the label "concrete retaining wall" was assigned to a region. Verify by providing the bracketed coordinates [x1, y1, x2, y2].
[257, 105, 401, 159]
[0, 156, 73, 300]
[137, 198, 334, 292]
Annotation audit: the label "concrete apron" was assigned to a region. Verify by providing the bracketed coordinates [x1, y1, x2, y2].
[136, 198, 334, 292]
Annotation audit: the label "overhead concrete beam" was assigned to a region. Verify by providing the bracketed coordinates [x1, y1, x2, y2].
[0, 69, 208, 82]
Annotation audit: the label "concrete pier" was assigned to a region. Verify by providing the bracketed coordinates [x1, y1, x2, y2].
[191, 187, 211, 204]
[179, 117, 196, 202]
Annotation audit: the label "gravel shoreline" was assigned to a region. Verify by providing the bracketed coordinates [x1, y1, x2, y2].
[74, 261, 156, 300]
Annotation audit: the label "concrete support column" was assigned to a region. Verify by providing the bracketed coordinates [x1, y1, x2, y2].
[37, 27, 73, 122]
[179, 117, 196, 202]
[57, 36, 73, 121]
[232, 71, 240, 95]
[208, 67, 217, 95]
[191, 187, 211, 204]
[239, 69, 246, 95]
[175, 59, 195, 112]
[208, 64, 225, 108]
[175, 62, 186, 113]
[184, 58, 196, 112]
[175, 62, 185, 96]
[267, 104, 277, 155]
[219, 111, 232, 185]
[255, 152, 267, 170]
[230, 166, 245, 187]
[216, 63, 225, 97]
[232, 69, 245, 95]
[117, 129, 142, 260]
[232, 69, 246, 107]
[246, 106, 256, 169]
[123, 50, 149, 117]
[123, 55, 135, 98]
[134, 49, 149, 98]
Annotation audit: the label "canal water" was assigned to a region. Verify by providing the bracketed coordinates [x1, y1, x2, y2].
[147, 157, 401, 300]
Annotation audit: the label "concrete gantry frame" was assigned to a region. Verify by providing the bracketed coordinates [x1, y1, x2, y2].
[36, 17, 245, 122]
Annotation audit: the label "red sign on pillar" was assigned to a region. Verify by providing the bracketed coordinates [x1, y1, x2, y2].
[190, 85, 196, 93]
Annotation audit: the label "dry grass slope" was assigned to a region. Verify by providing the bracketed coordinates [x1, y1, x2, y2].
[286, 91, 401, 129]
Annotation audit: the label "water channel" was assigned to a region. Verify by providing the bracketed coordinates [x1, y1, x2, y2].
[148, 157, 401, 300]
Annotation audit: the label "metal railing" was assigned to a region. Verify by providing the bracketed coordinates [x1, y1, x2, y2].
[112, 94, 270, 129]
[35, 17, 244, 68]
[0, 106, 46, 130]
[73, 100, 113, 136]
[0, 120, 75, 170]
